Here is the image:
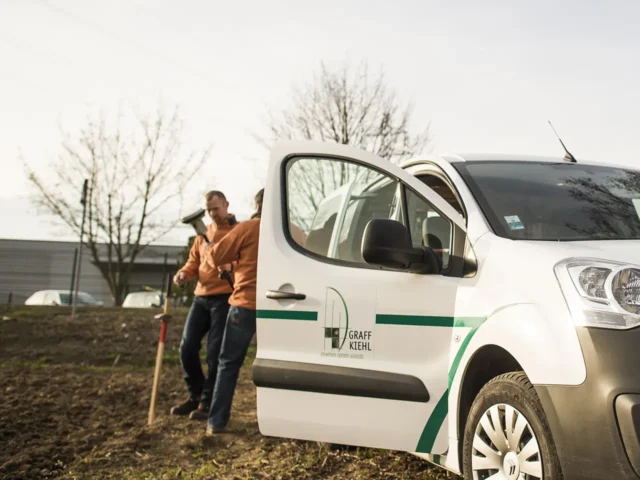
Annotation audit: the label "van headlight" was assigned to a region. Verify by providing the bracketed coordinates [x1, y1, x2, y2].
[555, 258, 640, 330]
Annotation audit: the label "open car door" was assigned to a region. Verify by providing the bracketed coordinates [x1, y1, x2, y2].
[254, 141, 467, 455]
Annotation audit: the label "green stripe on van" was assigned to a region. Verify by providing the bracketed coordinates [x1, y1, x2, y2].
[258, 305, 522, 454]
[376, 314, 454, 327]
[416, 389, 450, 453]
[257, 310, 318, 321]
[414, 316, 486, 453]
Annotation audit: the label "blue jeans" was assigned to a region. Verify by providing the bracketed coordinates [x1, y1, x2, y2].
[208, 305, 256, 428]
[179, 294, 230, 405]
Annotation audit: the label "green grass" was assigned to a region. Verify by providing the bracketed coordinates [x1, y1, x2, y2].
[245, 340, 257, 362]
[2, 305, 191, 318]
[162, 337, 256, 369]
[162, 351, 183, 366]
[1, 356, 53, 369]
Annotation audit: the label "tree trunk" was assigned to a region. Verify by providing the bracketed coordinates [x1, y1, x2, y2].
[113, 283, 125, 307]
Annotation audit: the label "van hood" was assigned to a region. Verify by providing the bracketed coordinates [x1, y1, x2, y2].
[518, 239, 640, 267]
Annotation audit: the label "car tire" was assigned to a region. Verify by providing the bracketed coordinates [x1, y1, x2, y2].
[462, 372, 563, 480]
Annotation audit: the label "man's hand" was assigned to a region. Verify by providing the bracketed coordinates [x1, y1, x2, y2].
[217, 264, 232, 273]
[173, 271, 186, 286]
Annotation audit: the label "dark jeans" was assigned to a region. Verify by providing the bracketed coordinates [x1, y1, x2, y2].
[208, 305, 256, 429]
[179, 294, 230, 405]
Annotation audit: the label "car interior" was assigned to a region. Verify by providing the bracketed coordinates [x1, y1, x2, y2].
[415, 173, 465, 217]
[297, 170, 465, 268]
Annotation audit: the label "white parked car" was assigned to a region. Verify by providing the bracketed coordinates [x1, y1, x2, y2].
[122, 291, 163, 308]
[253, 141, 640, 480]
[25, 289, 103, 306]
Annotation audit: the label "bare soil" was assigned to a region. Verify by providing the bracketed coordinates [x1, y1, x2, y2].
[0, 307, 452, 480]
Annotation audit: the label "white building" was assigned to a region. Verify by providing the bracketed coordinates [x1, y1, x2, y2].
[0, 239, 184, 306]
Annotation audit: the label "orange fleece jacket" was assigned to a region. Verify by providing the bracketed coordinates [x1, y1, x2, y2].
[209, 217, 260, 310]
[178, 216, 238, 297]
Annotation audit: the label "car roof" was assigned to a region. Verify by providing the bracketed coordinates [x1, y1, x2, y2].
[403, 152, 639, 172]
[441, 153, 569, 163]
[34, 290, 92, 295]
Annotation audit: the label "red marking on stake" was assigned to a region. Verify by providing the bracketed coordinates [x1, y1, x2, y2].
[159, 321, 168, 343]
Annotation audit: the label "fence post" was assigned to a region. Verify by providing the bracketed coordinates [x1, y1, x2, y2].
[7, 292, 12, 313]
[69, 247, 78, 302]
[71, 179, 88, 318]
[161, 252, 168, 302]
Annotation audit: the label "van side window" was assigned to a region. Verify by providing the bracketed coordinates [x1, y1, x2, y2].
[405, 187, 453, 269]
[416, 173, 465, 218]
[285, 157, 400, 265]
[304, 191, 343, 257]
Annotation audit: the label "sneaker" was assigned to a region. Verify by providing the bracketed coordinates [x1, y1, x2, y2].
[189, 402, 210, 422]
[205, 424, 226, 435]
[170, 398, 199, 416]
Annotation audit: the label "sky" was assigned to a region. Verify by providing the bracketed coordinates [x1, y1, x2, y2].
[1, 0, 639, 246]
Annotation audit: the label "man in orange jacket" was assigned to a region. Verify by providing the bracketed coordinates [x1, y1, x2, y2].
[171, 190, 237, 420]
[204, 188, 263, 434]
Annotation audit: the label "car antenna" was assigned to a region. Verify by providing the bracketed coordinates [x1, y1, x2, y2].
[548, 120, 577, 163]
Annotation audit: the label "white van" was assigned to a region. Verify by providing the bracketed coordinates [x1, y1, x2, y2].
[25, 289, 103, 307]
[122, 291, 163, 308]
[253, 141, 640, 480]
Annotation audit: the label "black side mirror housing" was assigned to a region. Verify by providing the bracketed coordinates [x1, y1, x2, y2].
[361, 218, 441, 274]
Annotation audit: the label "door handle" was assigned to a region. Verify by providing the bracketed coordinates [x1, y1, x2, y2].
[266, 290, 306, 300]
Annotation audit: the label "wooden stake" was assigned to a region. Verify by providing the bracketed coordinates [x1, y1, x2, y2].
[148, 274, 172, 426]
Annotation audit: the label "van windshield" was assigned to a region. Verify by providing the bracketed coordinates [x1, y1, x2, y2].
[453, 161, 640, 241]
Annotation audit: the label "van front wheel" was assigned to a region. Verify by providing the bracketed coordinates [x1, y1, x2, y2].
[462, 372, 562, 480]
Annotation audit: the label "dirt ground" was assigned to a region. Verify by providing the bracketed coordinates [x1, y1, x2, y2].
[0, 307, 452, 480]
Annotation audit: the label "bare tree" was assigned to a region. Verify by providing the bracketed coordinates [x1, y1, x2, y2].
[257, 60, 431, 231]
[25, 105, 209, 306]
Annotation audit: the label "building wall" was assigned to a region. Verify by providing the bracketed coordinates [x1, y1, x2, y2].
[0, 239, 183, 306]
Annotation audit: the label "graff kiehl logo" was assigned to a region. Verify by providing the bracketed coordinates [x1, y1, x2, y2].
[323, 287, 372, 352]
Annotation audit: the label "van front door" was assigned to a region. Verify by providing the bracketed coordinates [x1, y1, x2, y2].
[254, 141, 467, 454]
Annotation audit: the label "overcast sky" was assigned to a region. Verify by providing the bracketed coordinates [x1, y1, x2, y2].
[1, 0, 639, 245]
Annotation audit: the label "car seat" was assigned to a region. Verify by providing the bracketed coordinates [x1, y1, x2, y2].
[422, 215, 450, 265]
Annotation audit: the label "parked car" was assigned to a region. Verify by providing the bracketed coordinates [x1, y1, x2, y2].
[122, 291, 162, 308]
[253, 141, 640, 480]
[25, 289, 103, 306]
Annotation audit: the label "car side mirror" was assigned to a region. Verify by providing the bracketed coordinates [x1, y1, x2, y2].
[361, 218, 441, 274]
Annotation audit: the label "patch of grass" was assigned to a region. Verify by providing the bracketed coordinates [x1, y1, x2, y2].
[354, 446, 381, 459]
[1, 357, 53, 369]
[162, 351, 183, 366]
[4, 305, 191, 319]
[247, 339, 257, 358]
[3, 305, 68, 319]
[0, 358, 147, 374]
